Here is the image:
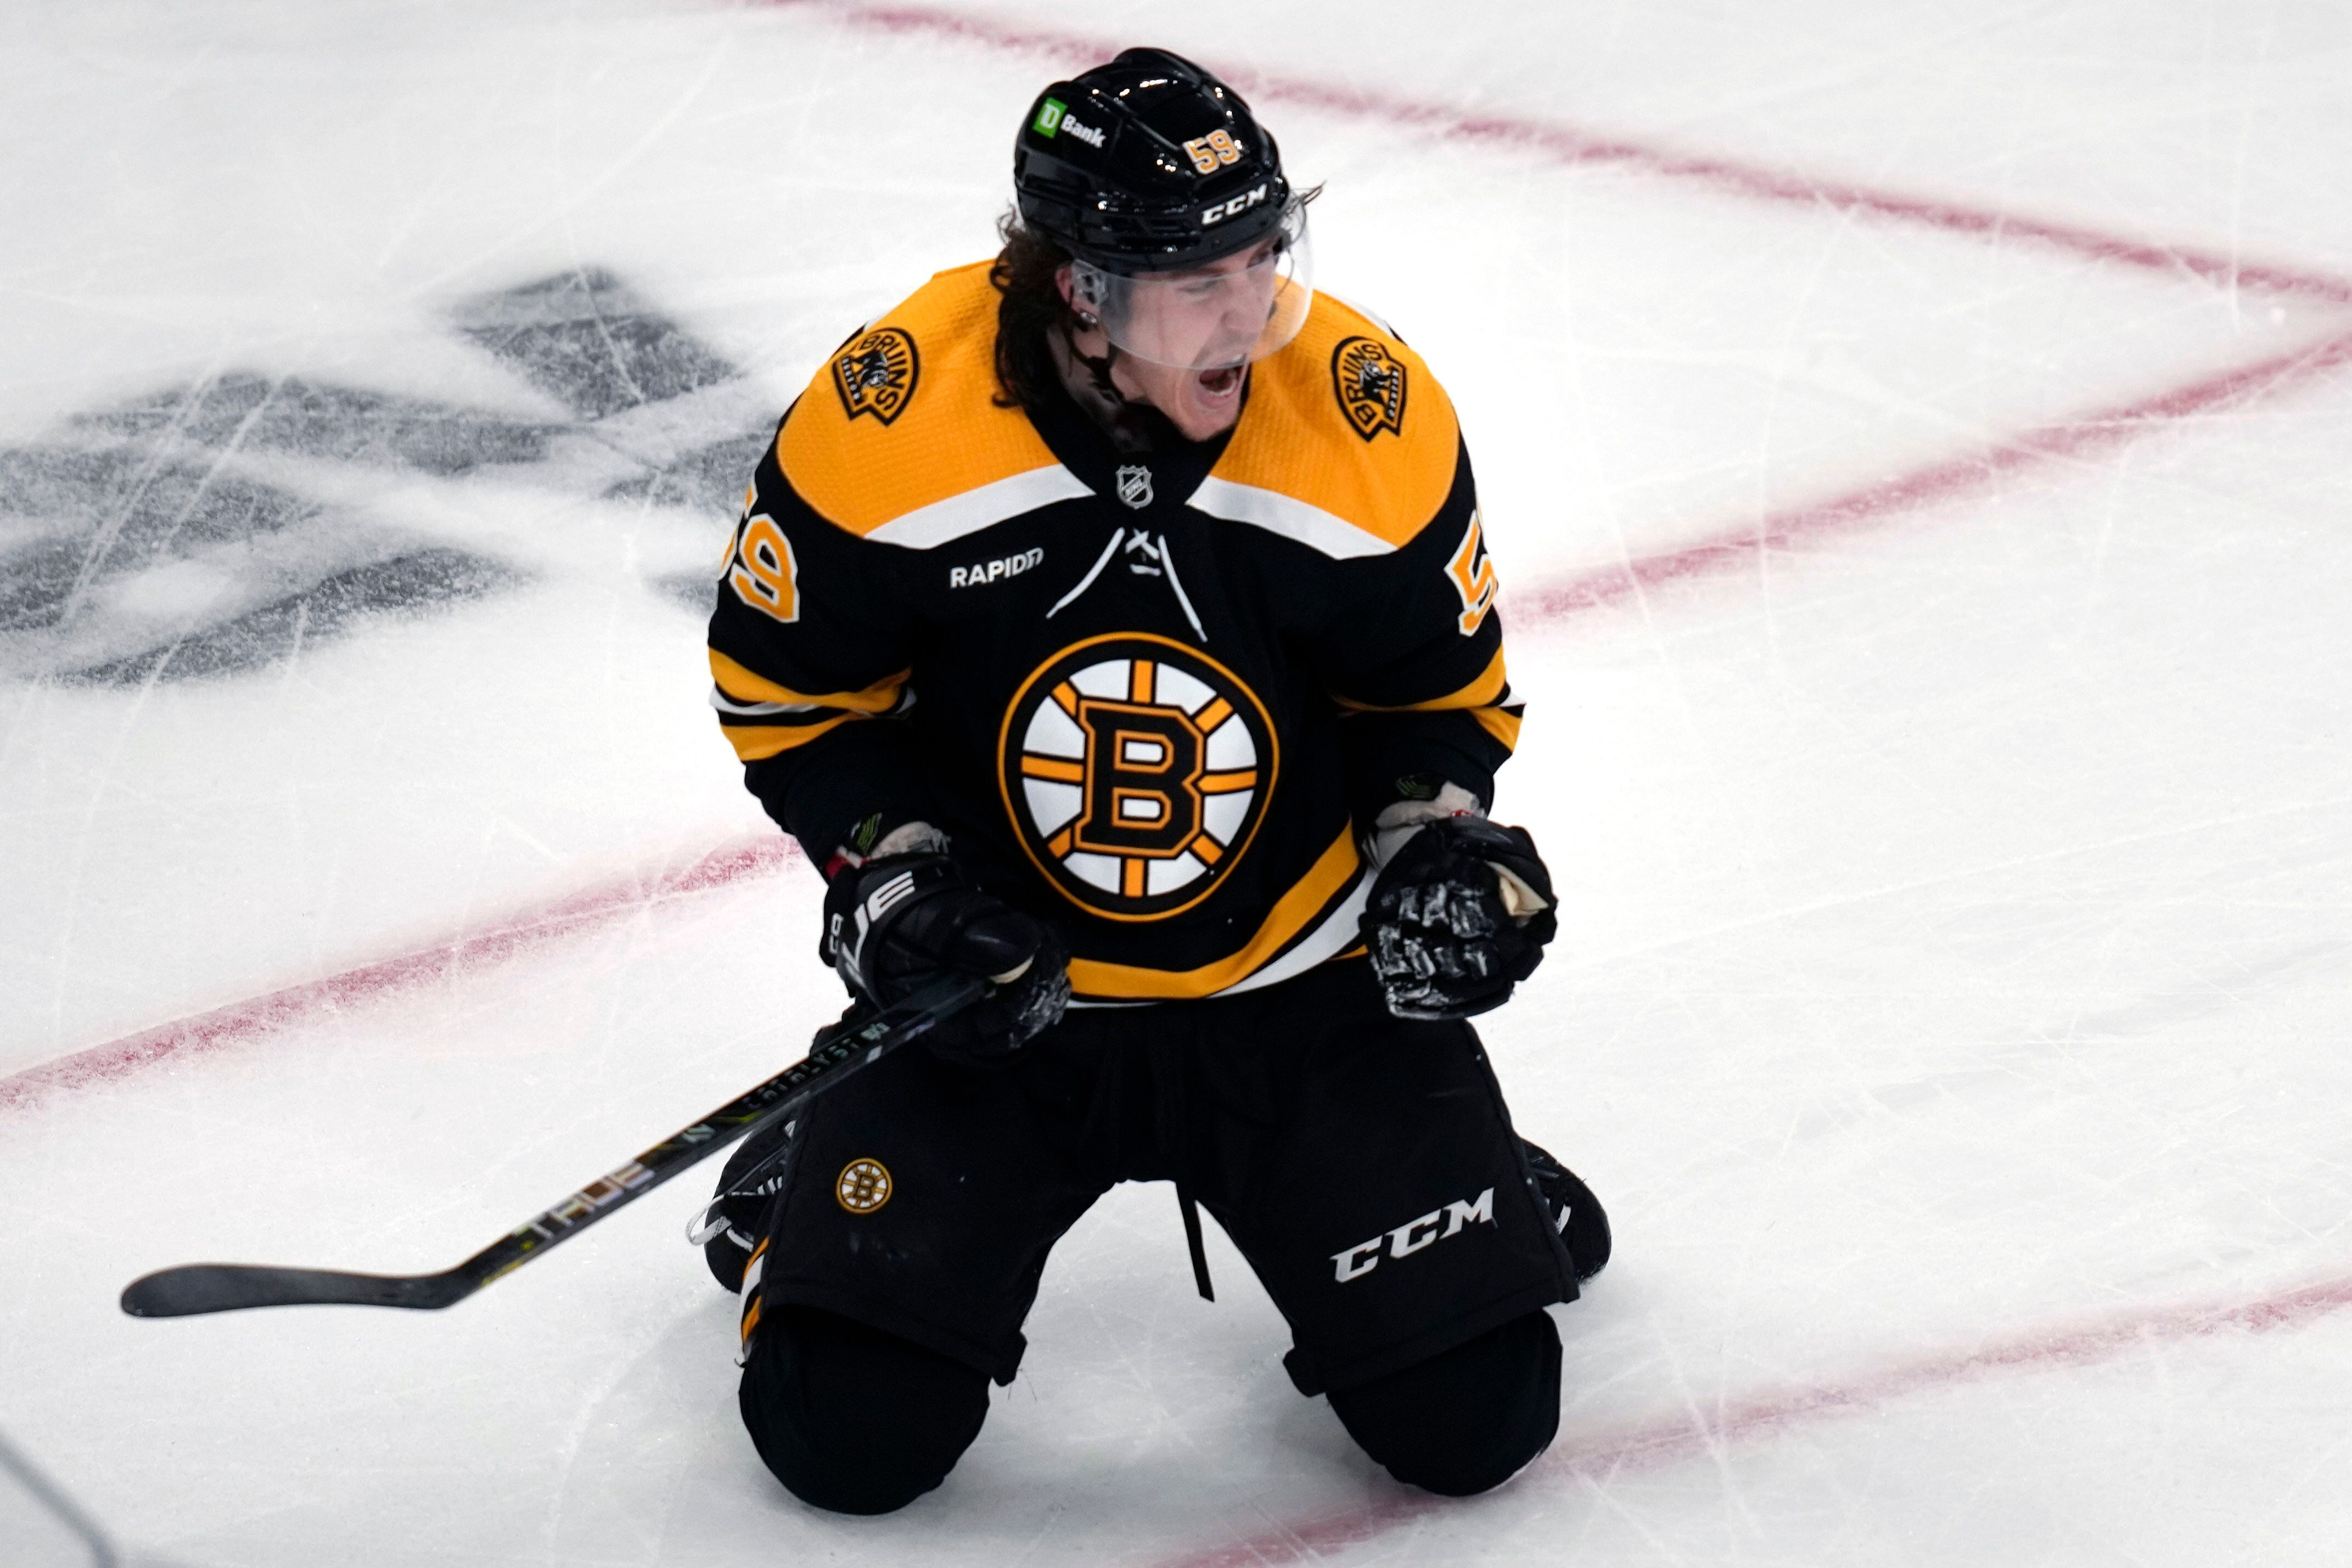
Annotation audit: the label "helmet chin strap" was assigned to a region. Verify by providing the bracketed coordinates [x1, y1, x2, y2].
[1056, 312, 1227, 452]
[1056, 315, 1173, 453]
[1066, 312, 1131, 405]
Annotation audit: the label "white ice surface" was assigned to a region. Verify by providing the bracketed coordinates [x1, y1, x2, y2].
[3, 1, 2349, 1564]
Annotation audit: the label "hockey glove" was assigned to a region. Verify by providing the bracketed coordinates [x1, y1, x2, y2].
[1361, 816, 1557, 1020]
[822, 852, 1071, 1065]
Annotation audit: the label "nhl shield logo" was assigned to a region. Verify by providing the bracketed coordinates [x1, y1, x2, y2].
[1331, 336, 1407, 441]
[1115, 465, 1155, 509]
[832, 327, 920, 425]
[998, 633, 1278, 920]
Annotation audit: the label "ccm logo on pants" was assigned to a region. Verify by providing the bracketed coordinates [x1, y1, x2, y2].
[1331, 1188, 1493, 1283]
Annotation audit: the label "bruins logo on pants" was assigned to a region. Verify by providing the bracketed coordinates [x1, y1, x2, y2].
[836, 1158, 892, 1214]
[999, 633, 1277, 921]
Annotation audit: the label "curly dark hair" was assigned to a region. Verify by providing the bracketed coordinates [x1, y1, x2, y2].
[989, 212, 1075, 414]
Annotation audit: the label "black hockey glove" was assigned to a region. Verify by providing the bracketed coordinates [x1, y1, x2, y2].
[821, 852, 1071, 1065]
[1361, 817, 1557, 1021]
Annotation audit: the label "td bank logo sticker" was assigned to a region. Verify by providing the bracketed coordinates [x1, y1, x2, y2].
[836, 1159, 892, 1215]
[999, 633, 1277, 921]
[833, 327, 919, 425]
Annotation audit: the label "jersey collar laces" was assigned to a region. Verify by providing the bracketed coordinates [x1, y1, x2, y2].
[1047, 525, 1208, 643]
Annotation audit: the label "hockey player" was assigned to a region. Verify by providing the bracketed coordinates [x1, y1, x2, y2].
[699, 48, 1608, 1515]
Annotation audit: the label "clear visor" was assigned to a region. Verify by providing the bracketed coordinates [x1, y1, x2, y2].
[1070, 204, 1314, 371]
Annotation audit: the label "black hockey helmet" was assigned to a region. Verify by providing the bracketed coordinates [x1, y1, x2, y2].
[1013, 48, 1293, 273]
[1012, 49, 1313, 369]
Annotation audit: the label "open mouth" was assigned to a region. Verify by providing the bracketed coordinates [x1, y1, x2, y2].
[1197, 364, 1245, 400]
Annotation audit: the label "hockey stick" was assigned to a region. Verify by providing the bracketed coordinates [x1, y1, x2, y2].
[119, 973, 986, 1318]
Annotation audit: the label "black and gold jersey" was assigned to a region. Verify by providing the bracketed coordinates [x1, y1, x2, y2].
[708, 260, 1520, 1004]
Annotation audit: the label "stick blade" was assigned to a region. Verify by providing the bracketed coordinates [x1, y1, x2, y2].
[120, 1263, 463, 1317]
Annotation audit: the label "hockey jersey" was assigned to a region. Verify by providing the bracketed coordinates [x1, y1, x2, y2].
[707, 260, 1520, 1004]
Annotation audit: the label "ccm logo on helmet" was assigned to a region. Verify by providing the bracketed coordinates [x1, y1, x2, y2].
[1201, 183, 1270, 227]
[1331, 1188, 1494, 1284]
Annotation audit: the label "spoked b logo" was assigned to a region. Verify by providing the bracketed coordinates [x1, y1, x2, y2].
[997, 633, 1277, 920]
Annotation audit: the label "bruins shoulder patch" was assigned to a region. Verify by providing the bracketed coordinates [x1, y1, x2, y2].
[999, 633, 1278, 923]
[833, 327, 920, 425]
[1332, 335, 1407, 441]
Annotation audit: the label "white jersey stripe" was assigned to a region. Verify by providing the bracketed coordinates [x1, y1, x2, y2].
[1213, 867, 1373, 998]
[709, 685, 819, 717]
[865, 464, 1094, 550]
[1186, 477, 1397, 559]
[1060, 865, 1371, 1008]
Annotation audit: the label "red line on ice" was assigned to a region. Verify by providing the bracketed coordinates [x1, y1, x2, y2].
[1508, 321, 2352, 621]
[0, 14, 2316, 1558]
[13, 322, 2352, 1110]
[1144, 1270, 2352, 1568]
[13, 2, 2352, 1114]
[772, 0, 2352, 306]
[0, 836, 801, 1115]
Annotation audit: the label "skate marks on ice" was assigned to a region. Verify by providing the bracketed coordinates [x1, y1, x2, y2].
[0, 268, 773, 685]
[454, 267, 738, 421]
[452, 265, 781, 608]
[1146, 1271, 2352, 1568]
[83, 372, 558, 476]
[0, 430, 521, 685]
[0, 833, 801, 1115]
[777, 0, 2352, 308]
[1507, 321, 2352, 624]
[0, 1424, 122, 1568]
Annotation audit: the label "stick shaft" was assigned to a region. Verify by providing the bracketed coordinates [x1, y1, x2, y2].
[120, 975, 984, 1317]
[449, 974, 985, 1297]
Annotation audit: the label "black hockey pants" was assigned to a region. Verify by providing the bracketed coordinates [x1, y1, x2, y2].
[734, 957, 1576, 1512]
[743, 1299, 1561, 1513]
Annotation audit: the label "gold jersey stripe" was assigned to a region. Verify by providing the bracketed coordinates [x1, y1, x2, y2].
[1333, 642, 1508, 714]
[777, 261, 1064, 538]
[710, 649, 909, 713]
[1470, 705, 1524, 751]
[1066, 827, 1359, 1000]
[1021, 755, 1085, 783]
[1193, 695, 1233, 732]
[1204, 294, 1462, 552]
[1199, 769, 1258, 795]
[721, 710, 862, 762]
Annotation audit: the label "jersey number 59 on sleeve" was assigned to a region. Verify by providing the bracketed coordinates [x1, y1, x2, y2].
[728, 514, 801, 623]
[1446, 509, 1497, 636]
